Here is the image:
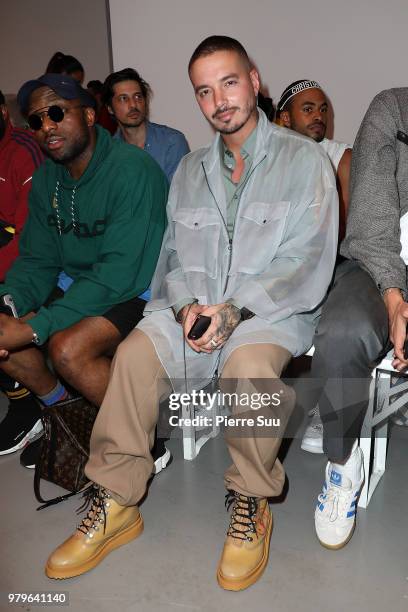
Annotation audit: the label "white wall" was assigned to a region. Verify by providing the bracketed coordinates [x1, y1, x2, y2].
[109, 0, 408, 150]
[1, 0, 112, 94]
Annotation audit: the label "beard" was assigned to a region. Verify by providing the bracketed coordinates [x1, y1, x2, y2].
[118, 108, 146, 129]
[309, 131, 325, 143]
[119, 118, 144, 128]
[44, 115, 91, 164]
[119, 117, 145, 128]
[210, 97, 257, 135]
[306, 121, 326, 143]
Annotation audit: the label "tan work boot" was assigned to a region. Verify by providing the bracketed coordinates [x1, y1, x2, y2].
[217, 490, 272, 591]
[45, 484, 143, 579]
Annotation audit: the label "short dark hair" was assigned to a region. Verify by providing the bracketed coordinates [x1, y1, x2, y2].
[276, 79, 323, 117]
[87, 80, 103, 95]
[102, 68, 152, 107]
[188, 35, 251, 73]
[276, 80, 302, 118]
[0, 90, 4, 106]
[46, 52, 84, 77]
[275, 99, 293, 120]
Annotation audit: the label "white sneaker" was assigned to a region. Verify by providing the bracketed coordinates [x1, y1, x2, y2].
[315, 447, 364, 549]
[153, 446, 172, 474]
[301, 405, 324, 454]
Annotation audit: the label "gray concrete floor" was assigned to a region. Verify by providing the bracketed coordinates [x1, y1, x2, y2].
[0, 393, 407, 612]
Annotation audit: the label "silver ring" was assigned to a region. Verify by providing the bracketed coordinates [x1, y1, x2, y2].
[210, 338, 218, 348]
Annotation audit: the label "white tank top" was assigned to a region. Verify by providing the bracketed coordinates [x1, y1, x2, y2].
[319, 138, 350, 172]
[319, 138, 408, 265]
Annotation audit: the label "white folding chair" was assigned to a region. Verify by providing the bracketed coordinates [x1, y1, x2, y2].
[182, 389, 220, 460]
[359, 350, 407, 507]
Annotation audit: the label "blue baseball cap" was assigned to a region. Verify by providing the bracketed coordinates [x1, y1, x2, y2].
[17, 73, 96, 115]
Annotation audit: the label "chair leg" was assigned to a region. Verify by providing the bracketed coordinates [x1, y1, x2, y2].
[358, 375, 376, 508]
[182, 402, 197, 460]
[373, 422, 388, 474]
[358, 438, 371, 509]
[359, 370, 391, 507]
[366, 373, 390, 503]
[372, 372, 390, 475]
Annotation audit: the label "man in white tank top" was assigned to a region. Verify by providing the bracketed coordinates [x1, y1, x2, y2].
[277, 80, 352, 455]
[277, 79, 351, 243]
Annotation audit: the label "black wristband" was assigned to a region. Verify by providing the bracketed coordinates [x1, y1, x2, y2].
[240, 307, 255, 321]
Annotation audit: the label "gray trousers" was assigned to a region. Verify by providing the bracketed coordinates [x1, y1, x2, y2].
[310, 260, 390, 463]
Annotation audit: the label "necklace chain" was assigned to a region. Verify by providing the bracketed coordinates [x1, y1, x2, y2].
[53, 180, 78, 236]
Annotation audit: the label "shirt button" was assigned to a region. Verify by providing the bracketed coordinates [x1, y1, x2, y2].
[234, 194, 238, 200]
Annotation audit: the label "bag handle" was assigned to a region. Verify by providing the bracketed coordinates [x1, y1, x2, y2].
[34, 439, 84, 510]
[34, 470, 79, 510]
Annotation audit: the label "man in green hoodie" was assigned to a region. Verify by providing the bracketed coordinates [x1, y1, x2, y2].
[0, 74, 167, 466]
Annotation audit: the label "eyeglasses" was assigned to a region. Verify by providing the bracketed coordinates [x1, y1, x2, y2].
[27, 104, 82, 131]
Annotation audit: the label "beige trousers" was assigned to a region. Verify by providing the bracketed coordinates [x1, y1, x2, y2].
[86, 329, 295, 506]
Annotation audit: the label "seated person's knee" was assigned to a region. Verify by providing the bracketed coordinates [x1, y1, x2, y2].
[48, 331, 80, 376]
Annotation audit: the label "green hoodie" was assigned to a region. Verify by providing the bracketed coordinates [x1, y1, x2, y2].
[3, 126, 168, 343]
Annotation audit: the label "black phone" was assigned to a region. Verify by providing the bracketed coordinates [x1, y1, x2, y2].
[188, 315, 211, 340]
[0, 294, 18, 318]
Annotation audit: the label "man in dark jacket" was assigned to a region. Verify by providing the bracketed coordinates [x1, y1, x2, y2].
[311, 88, 408, 550]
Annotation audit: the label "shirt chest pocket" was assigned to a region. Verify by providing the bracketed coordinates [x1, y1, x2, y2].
[173, 208, 221, 279]
[234, 201, 291, 274]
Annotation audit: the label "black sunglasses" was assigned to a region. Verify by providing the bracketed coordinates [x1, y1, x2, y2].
[27, 104, 83, 131]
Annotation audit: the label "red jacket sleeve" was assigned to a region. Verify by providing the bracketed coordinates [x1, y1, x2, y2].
[0, 146, 43, 281]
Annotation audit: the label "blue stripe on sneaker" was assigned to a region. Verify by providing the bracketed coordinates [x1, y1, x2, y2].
[346, 510, 356, 518]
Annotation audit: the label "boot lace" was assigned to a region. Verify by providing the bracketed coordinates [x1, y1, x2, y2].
[225, 490, 258, 542]
[76, 483, 111, 536]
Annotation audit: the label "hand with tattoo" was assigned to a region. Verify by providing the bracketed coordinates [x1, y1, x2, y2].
[176, 302, 208, 353]
[193, 303, 241, 353]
